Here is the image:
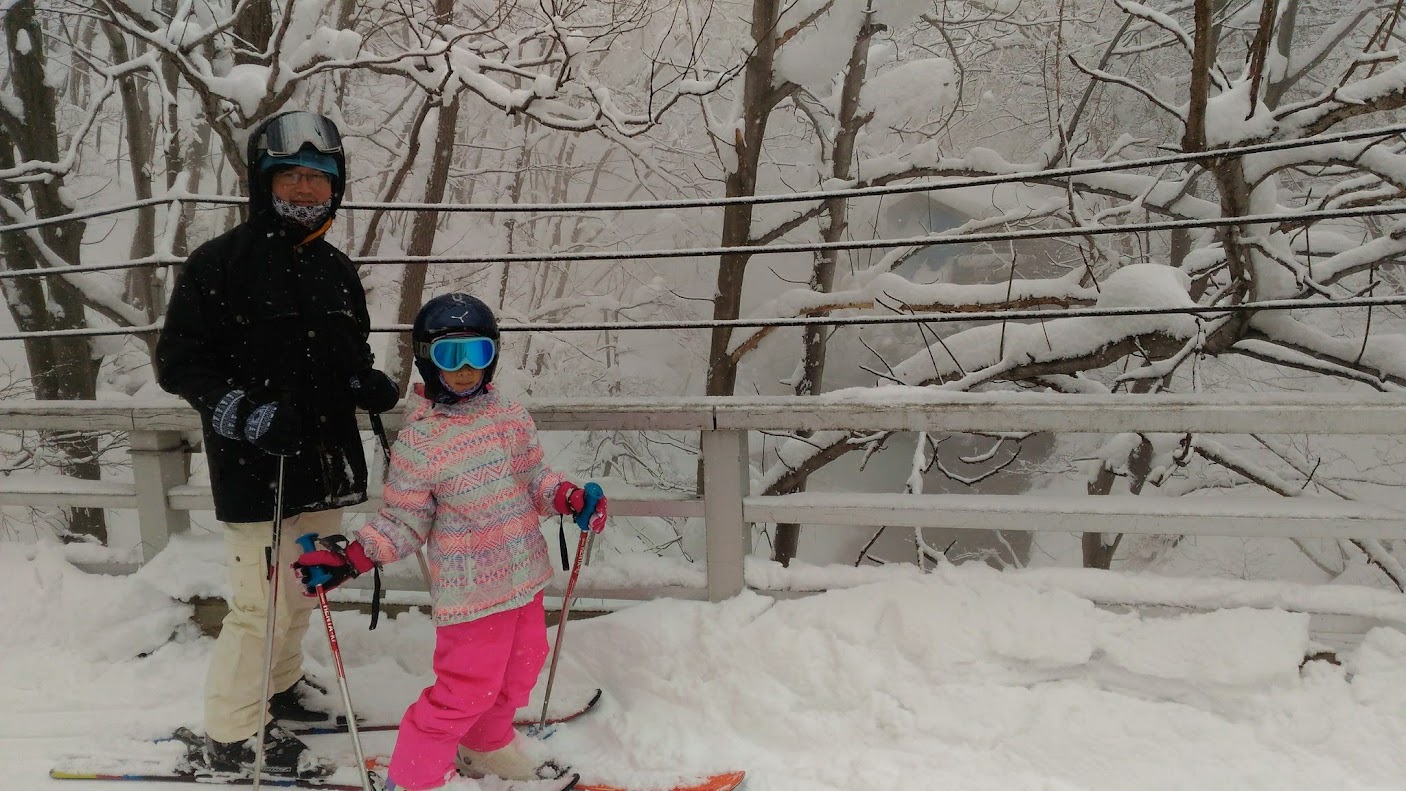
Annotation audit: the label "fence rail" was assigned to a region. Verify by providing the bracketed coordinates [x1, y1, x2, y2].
[4, 392, 1406, 620]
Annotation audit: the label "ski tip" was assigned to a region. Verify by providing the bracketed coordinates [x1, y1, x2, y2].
[685, 771, 745, 791]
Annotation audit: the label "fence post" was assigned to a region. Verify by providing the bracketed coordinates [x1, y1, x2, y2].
[129, 430, 190, 560]
[701, 428, 750, 602]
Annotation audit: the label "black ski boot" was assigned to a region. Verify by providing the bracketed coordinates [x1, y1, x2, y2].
[202, 724, 332, 778]
[269, 675, 332, 724]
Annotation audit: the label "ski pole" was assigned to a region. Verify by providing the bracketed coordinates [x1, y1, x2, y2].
[369, 413, 392, 461]
[295, 533, 375, 791]
[537, 482, 602, 731]
[416, 548, 433, 592]
[371, 410, 430, 595]
[252, 456, 287, 790]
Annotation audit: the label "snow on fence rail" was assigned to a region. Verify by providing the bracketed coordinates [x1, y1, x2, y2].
[3, 392, 1406, 623]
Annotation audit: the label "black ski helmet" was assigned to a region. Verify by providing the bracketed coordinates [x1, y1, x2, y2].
[413, 293, 500, 402]
[244, 110, 347, 221]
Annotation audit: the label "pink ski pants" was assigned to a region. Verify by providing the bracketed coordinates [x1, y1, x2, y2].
[388, 591, 548, 791]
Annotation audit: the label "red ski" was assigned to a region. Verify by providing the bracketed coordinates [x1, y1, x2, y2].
[371, 754, 744, 791]
[576, 771, 746, 791]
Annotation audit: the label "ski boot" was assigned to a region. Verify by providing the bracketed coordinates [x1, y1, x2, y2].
[201, 723, 333, 778]
[269, 675, 333, 724]
[456, 732, 573, 782]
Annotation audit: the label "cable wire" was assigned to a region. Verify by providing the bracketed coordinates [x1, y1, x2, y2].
[3, 120, 1404, 236]
[10, 202, 1404, 281]
[348, 202, 1406, 267]
[396, 294, 1406, 333]
[7, 295, 1402, 342]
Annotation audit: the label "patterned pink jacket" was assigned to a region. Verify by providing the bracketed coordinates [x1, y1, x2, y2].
[355, 384, 567, 626]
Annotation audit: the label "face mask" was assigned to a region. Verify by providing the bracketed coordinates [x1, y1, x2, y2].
[272, 196, 332, 229]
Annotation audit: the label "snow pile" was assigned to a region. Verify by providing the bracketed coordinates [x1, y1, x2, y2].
[1204, 77, 1279, 147]
[860, 58, 958, 131]
[772, 1, 868, 90]
[770, 0, 942, 92]
[1093, 263, 1200, 338]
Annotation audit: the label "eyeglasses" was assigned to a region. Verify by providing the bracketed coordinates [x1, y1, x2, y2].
[429, 336, 496, 371]
[272, 170, 333, 188]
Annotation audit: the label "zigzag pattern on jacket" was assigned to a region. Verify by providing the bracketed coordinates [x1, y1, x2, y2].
[356, 385, 567, 626]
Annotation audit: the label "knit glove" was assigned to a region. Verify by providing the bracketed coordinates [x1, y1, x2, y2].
[244, 398, 301, 456]
[209, 389, 251, 440]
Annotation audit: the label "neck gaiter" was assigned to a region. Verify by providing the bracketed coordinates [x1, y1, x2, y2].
[272, 196, 332, 229]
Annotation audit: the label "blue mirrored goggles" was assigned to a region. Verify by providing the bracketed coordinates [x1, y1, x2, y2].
[428, 336, 496, 371]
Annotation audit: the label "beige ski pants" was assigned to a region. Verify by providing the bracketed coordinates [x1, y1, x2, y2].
[204, 508, 344, 743]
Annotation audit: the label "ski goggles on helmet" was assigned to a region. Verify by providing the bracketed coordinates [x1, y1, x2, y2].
[428, 335, 496, 371]
[257, 111, 342, 158]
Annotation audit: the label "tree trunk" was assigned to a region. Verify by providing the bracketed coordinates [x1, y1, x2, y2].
[699, 0, 783, 511]
[355, 97, 435, 263]
[774, 12, 874, 565]
[1081, 368, 1163, 568]
[704, 0, 783, 401]
[1082, 433, 1158, 569]
[1081, 463, 1121, 570]
[105, 23, 163, 348]
[387, 91, 463, 394]
[233, 0, 273, 68]
[496, 119, 533, 309]
[0, 2, 106, 542]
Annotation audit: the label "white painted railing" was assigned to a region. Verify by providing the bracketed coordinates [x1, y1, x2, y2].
[4, 392, 1406, 620]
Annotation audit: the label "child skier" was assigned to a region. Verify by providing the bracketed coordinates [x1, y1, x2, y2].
[291, 292, 608, 791]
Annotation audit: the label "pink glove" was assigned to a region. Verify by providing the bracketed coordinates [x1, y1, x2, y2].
[291, 536, 375, 595]
[554, 481, 608, 533]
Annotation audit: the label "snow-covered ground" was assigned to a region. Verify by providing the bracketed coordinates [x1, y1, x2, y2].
[6, 540, 1406, 791]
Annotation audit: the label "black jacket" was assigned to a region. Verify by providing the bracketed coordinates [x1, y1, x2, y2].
[155, 217, 374, 523]
[156, 116, 372, 523]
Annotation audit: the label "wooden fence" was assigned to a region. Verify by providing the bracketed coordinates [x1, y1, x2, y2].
[3, 392, 1406, 627]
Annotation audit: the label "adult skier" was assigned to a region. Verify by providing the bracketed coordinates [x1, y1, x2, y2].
[154, 110, 400, 777]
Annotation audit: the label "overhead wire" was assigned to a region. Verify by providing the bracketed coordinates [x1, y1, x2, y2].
[6, 295, 1403, 342]
[0, 121, 1401, 340]
[6, 202, 1404, 281]
[3, 120, 1403, 234]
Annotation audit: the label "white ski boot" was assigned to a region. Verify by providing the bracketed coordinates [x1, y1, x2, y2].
[456, 732, 565, 782]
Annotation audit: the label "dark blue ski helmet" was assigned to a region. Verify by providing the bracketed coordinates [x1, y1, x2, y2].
[413, 293, 500, 402]
[245, 110, 347, 221]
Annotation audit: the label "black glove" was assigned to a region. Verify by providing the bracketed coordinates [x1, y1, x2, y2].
[349, 369, 400, 413]
[243, 398, 302, 456]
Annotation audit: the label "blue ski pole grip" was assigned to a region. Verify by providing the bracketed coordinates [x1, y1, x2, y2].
[575, 482, 604, 531]
[295, 532, 334, 589]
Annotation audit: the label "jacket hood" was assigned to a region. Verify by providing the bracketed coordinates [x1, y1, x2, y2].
[405, 382, 498, 424]
[244, 112, 347, 226]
